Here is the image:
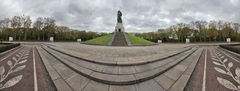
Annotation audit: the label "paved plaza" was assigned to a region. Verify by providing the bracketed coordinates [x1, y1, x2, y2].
[0, 43, 240, 91]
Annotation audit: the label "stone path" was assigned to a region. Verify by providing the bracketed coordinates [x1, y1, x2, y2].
[185, 46, 240, 91]
[0, 44, 55, 91]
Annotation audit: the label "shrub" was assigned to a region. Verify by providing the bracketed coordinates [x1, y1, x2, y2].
[219, 44, 240, 54]
[0, 43, 20, 53]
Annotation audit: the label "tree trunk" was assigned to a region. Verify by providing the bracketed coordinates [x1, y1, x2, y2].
[24, 29, 27, 41]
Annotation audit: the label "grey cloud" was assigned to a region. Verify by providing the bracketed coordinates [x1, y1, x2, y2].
[0, 0, 239, 32]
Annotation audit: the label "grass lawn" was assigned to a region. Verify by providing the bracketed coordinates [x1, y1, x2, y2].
[127, 34, 155, 46]
[83, 34, 113, 45]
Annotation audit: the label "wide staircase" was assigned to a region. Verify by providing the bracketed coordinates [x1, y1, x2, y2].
[111, 32, 128, 46]
[36, 44, 204, 91]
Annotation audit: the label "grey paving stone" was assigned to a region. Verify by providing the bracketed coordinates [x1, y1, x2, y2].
[73, 64, 93, 75]
[53, 78, 73, 91]
[115, 74, 136, 83]
[134, 64, 153, 73]
[116, 60, 139, 65]
[83, 81, 109, 91]
[109, 85, 136, 91]
[164, 68, 183, 81]
[53, 64, 75, 80]
[66, 74, 90, 91]
[118, 66, 136, 74]
[46, 65, 61, 81]
[154, 75, 175, 90]
[92, 64, 106, 72]
[149, 58, 173, 68]
[135, 80, 165, 91]
[168, 74, 190, 91]
[114, 57, 129, 62]
[174, 64, 187, 72]
[90, 72, 116, 82]
[102, 66, 119, 74]
[134, 69, 156, 81]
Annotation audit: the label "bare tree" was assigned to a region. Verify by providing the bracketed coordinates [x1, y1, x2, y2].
[22, 16, 32, 40]
[11, 16, 22, 40]
[195, 21, 207, 42]
[33, 17, 44, 40]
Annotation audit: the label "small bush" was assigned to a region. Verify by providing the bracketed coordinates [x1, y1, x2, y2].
[0, 43, 20, 53]
[219, 44, 240, 54]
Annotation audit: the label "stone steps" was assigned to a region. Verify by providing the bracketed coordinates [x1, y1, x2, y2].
[111, 32, 128, 46]
[38, 45, 203, 91]
[42, 45, 198, 85]
[46, 45, 192, 66]
[43, 46, 195, 75]
[37, 47, 74, 91]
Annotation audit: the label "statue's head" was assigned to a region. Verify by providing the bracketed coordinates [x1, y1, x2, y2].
[118, 10, 122, 15]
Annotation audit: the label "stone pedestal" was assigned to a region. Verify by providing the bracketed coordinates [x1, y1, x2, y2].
[50, 37, 54, 42]
[227, 38, 231, 43]
[186, 39, 190, 43]
[9, 37, 13, 42]
[77, 39, 81, 42]
[158, 40, 162, 43]
[115, 23, 124, 32]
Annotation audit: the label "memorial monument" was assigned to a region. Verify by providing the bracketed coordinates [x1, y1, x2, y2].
[109, 10, 130, 46]
[115, 10, 124, 32]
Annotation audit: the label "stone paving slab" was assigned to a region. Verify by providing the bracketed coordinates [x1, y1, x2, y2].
[82, 81, 109, 91]
[65, 74, 90, 91]
[135, 79, 165, 91]
[154, 75, 175, 90]
[109, 85, 136, 91]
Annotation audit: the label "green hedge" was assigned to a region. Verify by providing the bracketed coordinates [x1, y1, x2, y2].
[0, 43, 20, 53]
[219, 44, 240, 54]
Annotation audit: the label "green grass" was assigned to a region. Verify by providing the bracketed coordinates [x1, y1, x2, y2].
[127, 34, 155, 46]
[83, 34, 113, 45]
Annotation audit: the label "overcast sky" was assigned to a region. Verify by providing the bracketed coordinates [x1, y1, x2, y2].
[0, 0, 240, 32]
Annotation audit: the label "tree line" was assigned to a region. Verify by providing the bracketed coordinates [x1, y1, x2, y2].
[1, 15, 240, 43]
[0, 15, 104, 41]
[135, 20, 240, 43]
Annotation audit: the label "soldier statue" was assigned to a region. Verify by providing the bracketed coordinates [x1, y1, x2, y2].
[117, 10, 122, 23]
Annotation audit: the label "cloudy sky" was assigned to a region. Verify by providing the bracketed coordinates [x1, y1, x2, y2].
[0, 0, 240, 32]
